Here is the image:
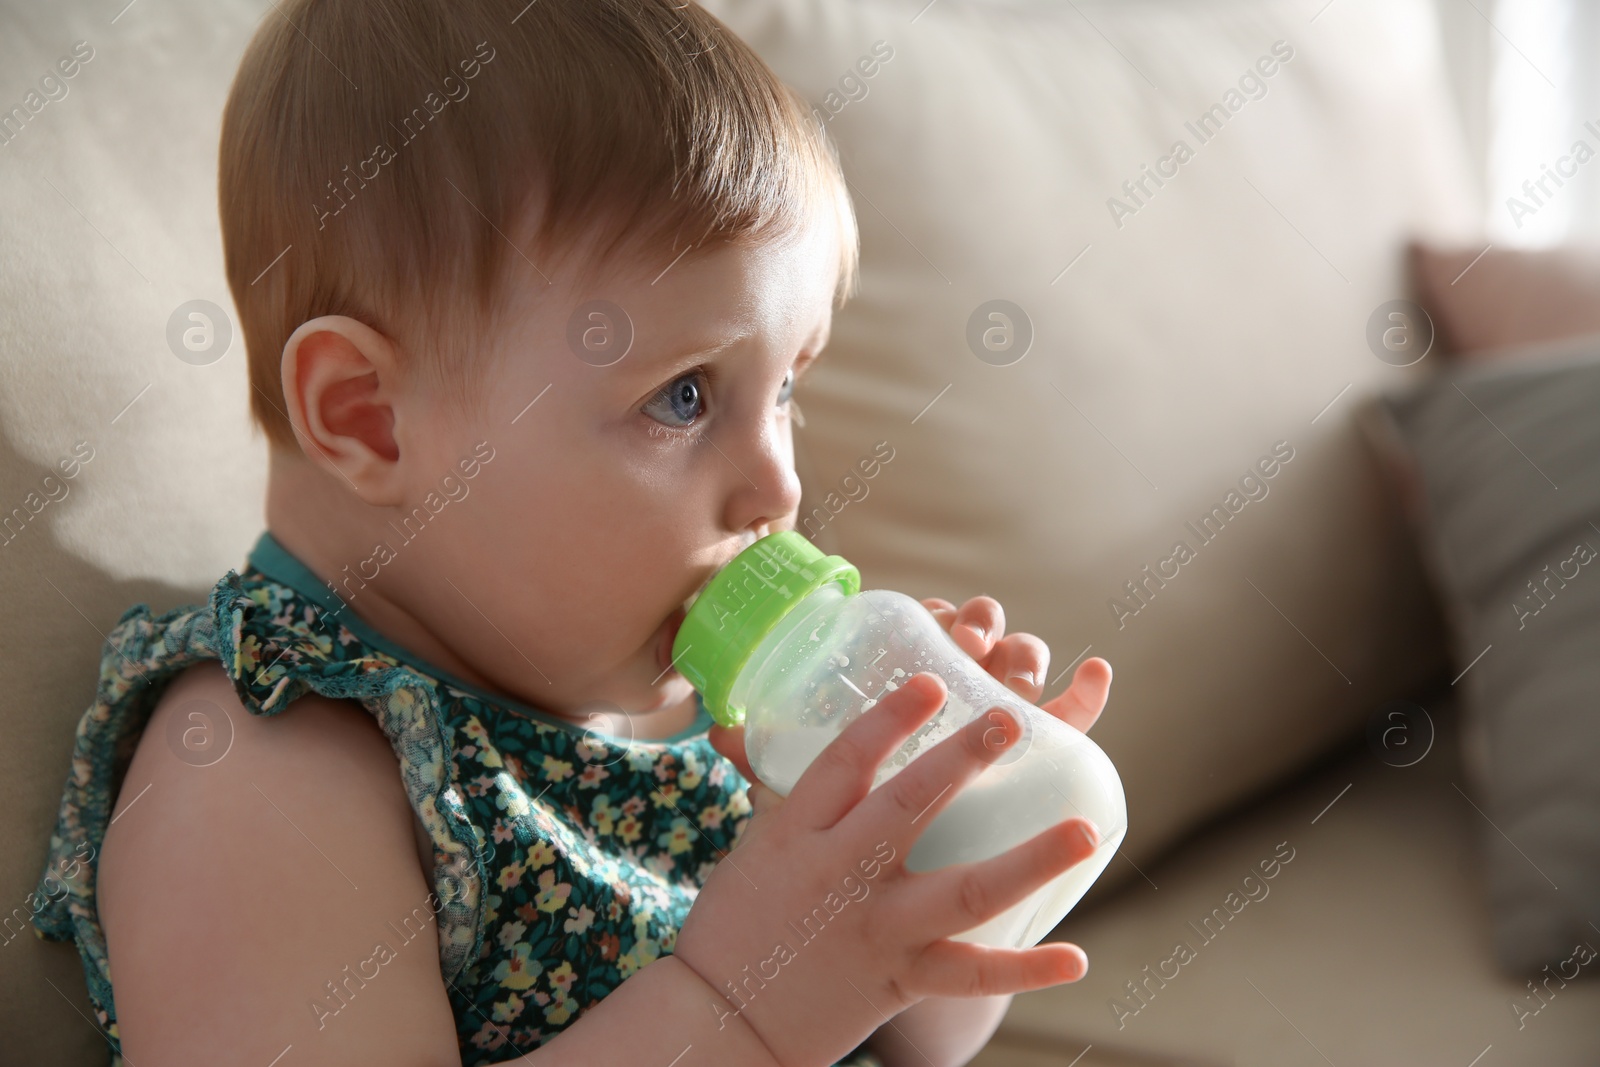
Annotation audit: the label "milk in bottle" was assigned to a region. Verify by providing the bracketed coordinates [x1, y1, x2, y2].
[672, 531, 1127, 949]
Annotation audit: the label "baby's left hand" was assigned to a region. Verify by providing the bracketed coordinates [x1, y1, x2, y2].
[709, 595, 1112, 786]
[920, 595, 1111, 736]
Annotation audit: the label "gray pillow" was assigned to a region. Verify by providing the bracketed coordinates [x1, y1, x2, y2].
[1371, 335, 1600, 975]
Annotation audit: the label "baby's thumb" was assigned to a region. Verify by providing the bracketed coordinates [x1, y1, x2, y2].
[708, 724, 783, 816]
[747, 780, 784, 817]
[707, 723, 756, 782]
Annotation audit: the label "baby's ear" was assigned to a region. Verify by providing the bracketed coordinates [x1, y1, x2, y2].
[280, 315, 407, 507]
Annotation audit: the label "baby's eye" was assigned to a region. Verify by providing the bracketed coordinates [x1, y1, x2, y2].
[642, 369, 707, 428]
[776, 368, 795, 407]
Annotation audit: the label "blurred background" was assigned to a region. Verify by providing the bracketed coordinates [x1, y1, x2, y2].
[1448, 0, 1600, 246]
[2, 0, 1597, 1065]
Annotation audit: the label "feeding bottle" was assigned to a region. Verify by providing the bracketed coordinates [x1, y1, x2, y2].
[671, 531, 1128, 949]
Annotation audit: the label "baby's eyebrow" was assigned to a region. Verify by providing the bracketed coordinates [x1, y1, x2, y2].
[613, 335, 745, 387]
[616, 316, 827, 381]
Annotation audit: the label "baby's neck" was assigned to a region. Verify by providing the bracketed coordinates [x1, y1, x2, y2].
[265, 448, 501, 688]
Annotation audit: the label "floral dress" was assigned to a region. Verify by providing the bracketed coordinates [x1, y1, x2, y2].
[32, 530, 883, 1067]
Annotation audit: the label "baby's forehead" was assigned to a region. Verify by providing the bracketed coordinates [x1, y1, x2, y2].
[506, 222, 838, 353]
[528, 198, 846, 295]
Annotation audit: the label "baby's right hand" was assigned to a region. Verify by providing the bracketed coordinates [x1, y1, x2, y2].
[675, 672, 1101, 1067]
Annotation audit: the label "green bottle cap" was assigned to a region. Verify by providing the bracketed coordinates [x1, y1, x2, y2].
[672, 530, 860, 728]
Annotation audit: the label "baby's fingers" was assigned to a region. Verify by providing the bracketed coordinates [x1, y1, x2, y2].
[1040, 656, 1113, 734]
[948, 596, 1005, 661]
[900, 817, 1100, 943]
[986, 633, 1050, 701]
[784, 672, 948, 831]
[707, 723, 756, 783]
[847, 704, 1026, 859]
[910, 938, 1088, 999]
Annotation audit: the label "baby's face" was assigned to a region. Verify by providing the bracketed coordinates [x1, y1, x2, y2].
[394, 213, 839, 723]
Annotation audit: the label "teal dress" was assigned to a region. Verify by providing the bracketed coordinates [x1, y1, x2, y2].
[32, 531, 883, 1066]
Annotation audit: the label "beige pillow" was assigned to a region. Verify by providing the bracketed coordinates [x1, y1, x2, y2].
[701, 0, 1480, 903]
[1409, 241, 1600, 359]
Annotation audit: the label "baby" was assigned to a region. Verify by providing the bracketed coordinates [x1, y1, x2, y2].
[31, 1, 1114, 1065]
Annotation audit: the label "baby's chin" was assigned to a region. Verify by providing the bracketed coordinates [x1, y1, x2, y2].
[603, 638, 697, 714]
[547, 662, 692, 735]
[551, 600, 698, 722]
[639, 672, 697, 712]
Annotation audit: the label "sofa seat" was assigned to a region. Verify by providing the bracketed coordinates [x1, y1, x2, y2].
[975, 696, 1600, 1067]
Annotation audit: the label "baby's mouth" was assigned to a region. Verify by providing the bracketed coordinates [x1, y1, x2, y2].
[657, 605, 689, 675]
[655, 567, 719, 675]
[681, 573, 712, 614]
[655, 529, 762, 676]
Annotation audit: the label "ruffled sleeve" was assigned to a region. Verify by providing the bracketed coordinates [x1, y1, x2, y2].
[32, 569, 491, 1044]
[210, 571, 489, 981]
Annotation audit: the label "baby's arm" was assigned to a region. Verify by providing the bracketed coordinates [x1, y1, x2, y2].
[103, 663, 786, 1067]
[102, 661, 1097, 1067]
[506, 955, 783, 1065]
[99, 663, 461, 1066]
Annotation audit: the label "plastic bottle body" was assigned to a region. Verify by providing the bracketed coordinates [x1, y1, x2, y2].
[725, 584, 1128, 949]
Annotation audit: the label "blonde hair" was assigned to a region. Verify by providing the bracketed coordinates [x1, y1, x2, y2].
[219, 0, 858, 451]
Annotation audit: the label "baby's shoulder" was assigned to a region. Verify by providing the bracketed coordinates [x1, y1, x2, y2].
[148, 658, 399, 785]
[106, 659, 424, 881]
[96, 661, 459, 1061]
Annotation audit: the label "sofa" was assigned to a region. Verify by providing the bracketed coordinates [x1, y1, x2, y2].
[3, 0, 1596, 1063]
